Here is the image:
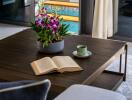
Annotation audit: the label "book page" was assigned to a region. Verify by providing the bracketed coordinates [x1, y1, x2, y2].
[31, 57, 58, 75]
[52, 56, 83, 73]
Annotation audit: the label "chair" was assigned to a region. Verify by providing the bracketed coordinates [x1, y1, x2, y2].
[54, 85, 127, 100]
[0, 79, 51, 100]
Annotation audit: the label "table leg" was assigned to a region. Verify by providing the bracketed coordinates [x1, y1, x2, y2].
[119, 54, 122, 73]
[123, 44, 128, 81]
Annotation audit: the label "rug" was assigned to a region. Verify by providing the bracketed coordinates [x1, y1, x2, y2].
[107, 51, 132, 100]
[0, 23, 29, 40]
[117, 55, 132, 100]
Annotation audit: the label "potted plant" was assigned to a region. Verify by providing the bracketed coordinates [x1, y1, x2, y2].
[31, 7, 70, 53]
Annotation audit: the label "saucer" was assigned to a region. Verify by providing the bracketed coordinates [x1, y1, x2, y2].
[72, 50, 92, 58]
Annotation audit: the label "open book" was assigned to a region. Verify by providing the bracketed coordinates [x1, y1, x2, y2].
[31, 56, 83, 75]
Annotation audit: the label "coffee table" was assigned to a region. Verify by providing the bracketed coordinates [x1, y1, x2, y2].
[0, 29, 127, 99]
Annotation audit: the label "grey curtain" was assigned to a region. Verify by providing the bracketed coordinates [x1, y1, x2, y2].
[80, 0, 95, 35]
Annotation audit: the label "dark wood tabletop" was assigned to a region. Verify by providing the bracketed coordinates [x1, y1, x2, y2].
[0, 29, 127, 99]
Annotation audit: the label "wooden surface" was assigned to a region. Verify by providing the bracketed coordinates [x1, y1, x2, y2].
[44, 1, 79, 8]
[89, 70, 124, 91]
[0, 29, 127, 98]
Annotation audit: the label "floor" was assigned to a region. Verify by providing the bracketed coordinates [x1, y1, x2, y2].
[127, 43, 132, 55]
[0, 23, 29, 40]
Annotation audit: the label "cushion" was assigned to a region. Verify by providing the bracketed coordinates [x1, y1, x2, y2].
[0, 80, 35, 89]
[0, 79, 51, 100]
[54, 85, 126, 100]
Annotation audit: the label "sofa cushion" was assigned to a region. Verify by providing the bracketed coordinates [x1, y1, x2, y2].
[54, 85, 126, 100]
[0, 79, 51, 100]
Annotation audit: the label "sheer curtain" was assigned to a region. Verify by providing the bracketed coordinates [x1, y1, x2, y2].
[92, 0, 114, 39]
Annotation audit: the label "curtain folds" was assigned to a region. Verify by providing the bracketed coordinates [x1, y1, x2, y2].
[92, 0, 114, 39]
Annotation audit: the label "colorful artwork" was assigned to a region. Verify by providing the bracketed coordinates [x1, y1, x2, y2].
[35, 0, 79, 33]
[44, 5, 79, 17]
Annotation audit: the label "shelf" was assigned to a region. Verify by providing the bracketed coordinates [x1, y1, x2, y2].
[89, 70, 124, 90]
